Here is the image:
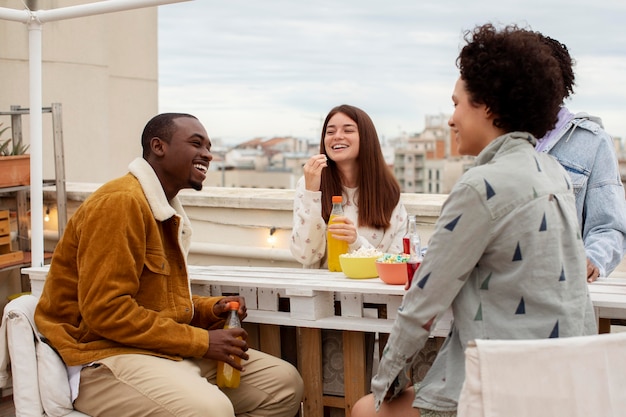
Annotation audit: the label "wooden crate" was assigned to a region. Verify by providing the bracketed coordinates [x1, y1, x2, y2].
[0, 210, 23, 267]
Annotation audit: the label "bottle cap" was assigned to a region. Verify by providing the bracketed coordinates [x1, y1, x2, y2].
[228, 301, 239, 310]
[332, 195, 342, 203]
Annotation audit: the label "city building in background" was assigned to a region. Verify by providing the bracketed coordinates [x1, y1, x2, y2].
[393, 114, 472, 194]
[1, 0, 624, 191]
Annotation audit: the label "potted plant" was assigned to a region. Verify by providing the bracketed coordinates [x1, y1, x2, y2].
[0, 122, 30, 188]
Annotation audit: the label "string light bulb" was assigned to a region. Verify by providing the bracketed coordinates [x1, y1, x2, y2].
[44, 205, 50, 222]
[267, 227, 277, 245]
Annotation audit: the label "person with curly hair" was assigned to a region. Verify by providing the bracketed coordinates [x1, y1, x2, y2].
[351, 23, 597, 417]
[534, 34, 626, 283]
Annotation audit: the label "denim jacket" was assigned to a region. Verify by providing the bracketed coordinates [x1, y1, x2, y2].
[539, 112, 626, 276]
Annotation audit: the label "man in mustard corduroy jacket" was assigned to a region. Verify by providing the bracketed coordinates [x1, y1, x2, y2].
[35, 113, 303, 417]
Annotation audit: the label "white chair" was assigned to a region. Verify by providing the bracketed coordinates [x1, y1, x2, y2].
[457, 332, 626, 417]
[0, 294, 89, 417]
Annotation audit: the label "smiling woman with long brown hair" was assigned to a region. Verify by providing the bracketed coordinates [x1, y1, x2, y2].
[290, 104, 408, 268]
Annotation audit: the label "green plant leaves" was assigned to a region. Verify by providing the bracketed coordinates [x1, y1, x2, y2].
[0, 123, 29, 156]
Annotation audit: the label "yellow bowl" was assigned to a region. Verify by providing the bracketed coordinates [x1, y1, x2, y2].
[339, 255, 379, 279]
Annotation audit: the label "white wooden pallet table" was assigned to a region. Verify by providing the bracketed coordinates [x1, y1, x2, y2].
[24, 265, 626, 417]
[188, 264, 453, 335]
[187, 265, 453, 417]
[588, 277, 626, 330]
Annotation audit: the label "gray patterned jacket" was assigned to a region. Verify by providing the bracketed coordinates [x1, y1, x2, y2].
[371, 132, 597, 412]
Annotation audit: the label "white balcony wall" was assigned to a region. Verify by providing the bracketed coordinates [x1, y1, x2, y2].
[41, 183, 448, 268]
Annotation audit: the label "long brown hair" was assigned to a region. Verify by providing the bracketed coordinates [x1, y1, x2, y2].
[319, 104, 400, 229]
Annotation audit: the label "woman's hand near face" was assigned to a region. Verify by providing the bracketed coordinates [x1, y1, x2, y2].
[327, 216, 358, 245]
[303, 154, 328, 191]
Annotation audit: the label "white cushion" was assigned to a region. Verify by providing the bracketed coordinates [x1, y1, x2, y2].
[36, 336, 73, 416]
[5, 297, 44, 416]
[4, 294, 78, 417]
[458, 332, 626, 417]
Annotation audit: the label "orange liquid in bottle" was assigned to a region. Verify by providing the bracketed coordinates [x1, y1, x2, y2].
[216, 302, 242, 388]
[216, 338, 241, 388]
[327, 213, 349, 272]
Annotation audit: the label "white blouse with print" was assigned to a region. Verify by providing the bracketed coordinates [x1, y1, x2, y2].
[289, 176, 408, 268]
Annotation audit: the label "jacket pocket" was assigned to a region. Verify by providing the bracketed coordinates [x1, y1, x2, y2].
[144, 253, 171, 275]
[559, 160, 589, 197]
[136, 253, 171, 311]
[566, 170, 588, 197]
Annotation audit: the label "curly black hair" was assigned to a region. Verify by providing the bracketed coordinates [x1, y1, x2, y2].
[457, 23, 566, 138]
[537, 34, 576, 99]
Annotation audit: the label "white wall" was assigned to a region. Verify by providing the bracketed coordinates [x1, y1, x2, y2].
[40, 184, 447, 268]
[0, 0, 158, 183]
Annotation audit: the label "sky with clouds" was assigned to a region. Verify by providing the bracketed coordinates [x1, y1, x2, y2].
[158, 0, 626, 146]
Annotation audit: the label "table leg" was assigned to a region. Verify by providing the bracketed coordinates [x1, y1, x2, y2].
[598, 318, 611, 334]
[259, 324, 282, 357]
[297, 327, 323, 417]
[343, 330, 367, 417]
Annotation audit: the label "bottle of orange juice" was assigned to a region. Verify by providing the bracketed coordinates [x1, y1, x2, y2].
[327, 195, 349, 272]
[216, 301, 242, 389]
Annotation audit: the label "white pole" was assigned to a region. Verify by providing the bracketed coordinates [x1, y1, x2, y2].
[28, 18, 44, 267]
[0, 7, 29, 22]
[0, 0, 189, 23]
[37, 0, 190, 23]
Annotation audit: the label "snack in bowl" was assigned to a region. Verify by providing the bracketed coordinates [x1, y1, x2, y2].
[339, 248, 383, 279]
[375, 253, 415, 285]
